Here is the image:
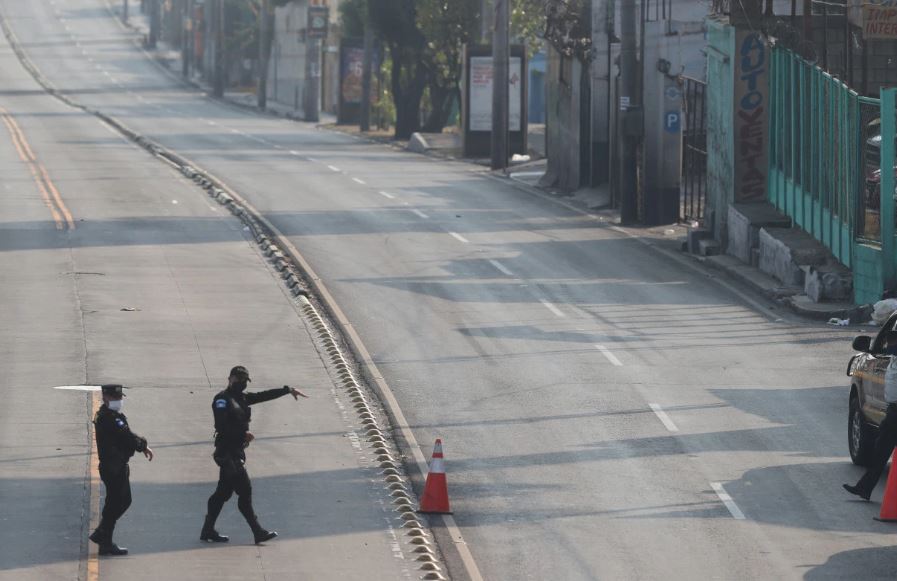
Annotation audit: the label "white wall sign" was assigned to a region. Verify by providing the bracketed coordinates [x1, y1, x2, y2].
[469, 56, 522, 132]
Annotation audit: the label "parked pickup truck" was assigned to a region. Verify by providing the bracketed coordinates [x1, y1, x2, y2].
[847, 314, 897, 465]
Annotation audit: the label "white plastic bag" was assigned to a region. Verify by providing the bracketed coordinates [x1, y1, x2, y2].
[872, 299, 897, 326]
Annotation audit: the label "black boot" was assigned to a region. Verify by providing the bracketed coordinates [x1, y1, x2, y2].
[200, 514, 229, 543]
[89, 518, 110, 545]
[98, 543, 129, 556]
[93, 520, 128, 555]
[249, 517, 277, 544]
[843, 483, 872, 501]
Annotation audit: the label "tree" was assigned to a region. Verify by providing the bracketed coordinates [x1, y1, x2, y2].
[418, 0, 546, 133]
[417, 0, 479, 132]
[341, 0, 546, 138]
[366, 0, 428, 139]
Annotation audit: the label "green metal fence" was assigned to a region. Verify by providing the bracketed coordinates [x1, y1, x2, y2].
[768, 48, 897, 302]
[768, 47, 871, 268]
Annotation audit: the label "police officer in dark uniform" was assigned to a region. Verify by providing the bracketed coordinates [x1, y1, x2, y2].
[200, 366, 307, 544]
[89, 384, 154, 556]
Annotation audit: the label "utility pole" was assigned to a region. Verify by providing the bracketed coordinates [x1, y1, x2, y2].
[360, 0, 373, 132]
[802, 0, 812, 40]
[258, 0, 271, 110]
[182, 0, 192, 78]
[491, 0, 509, 171]
[618, 0, 640, 223]
[214, 0, 225, 98]
[304, 16, 320, 122]
[148, 0, 160, 49]
[123, 0, 129, 23]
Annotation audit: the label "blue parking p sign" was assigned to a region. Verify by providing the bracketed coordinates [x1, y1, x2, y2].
[665, 111, 681, 133]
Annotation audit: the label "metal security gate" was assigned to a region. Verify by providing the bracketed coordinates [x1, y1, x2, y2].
[681, 76, 707, 224]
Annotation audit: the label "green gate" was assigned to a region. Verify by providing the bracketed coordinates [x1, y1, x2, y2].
[768, 47, 897, 303]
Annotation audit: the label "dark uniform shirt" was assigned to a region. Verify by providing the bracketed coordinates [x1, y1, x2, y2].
[212, 387, 290, 457]
[94, 406, 147, 471]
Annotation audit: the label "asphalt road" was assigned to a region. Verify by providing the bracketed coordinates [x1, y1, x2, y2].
[0, 6, 424, 581]
[2, 1, 896, 580]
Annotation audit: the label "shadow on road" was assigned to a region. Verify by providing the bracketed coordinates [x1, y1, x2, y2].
[803, 545, 897, 579]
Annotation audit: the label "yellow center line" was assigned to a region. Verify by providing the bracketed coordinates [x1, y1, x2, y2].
[88, 391, 100, 580]
[37, 164, 76, 228]
[0, 114, 64, 228]
[0, 106, 75, 230]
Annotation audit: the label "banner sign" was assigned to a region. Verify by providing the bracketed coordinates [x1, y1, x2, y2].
[863, 3, 897, 39]
[469, 56, 523, 132]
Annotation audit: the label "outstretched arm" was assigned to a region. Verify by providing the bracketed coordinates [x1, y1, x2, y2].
[246, 385, 308, 405]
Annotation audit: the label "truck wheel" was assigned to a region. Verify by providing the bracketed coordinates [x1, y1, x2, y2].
[849, 396, 875, 466]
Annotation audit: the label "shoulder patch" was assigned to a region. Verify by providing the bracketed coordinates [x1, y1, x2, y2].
[115, 418, 126, 427]
[214, 399, 228, 409]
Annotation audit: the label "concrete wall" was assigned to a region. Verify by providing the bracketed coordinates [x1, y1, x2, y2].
[268, 2, 311, 114]
[545, 46, 583, 191]
[705, 19, 735, 242]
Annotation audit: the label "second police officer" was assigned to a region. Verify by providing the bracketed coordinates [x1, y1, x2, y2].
[200, 365, 308, 544]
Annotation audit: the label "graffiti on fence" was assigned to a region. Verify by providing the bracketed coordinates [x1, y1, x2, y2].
[733, 30, 769, 202]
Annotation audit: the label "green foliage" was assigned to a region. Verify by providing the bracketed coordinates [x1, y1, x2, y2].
[339, 0, 366, 39]
[416, 0, 478, 87]
[338, 0, 547, 134]
[511, 0, 546, 56]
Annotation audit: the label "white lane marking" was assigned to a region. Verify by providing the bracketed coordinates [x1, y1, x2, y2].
[230, 128, 241, 134]
[290, 150, 301, 156]
[649, 404, 679, 432]
[711, 482, 746, 520]
[488, 259, 514, 276]
[410, 209, 429, 219]
[206, 120, 216, 126]
[246, 135, 268, 145]
[172, 200, 179, 205]
[449, 231, 469, 244]
[328, 165, 341, 172]
[379, 191, 395, 199]
[540, 299, 565, 318]
[594, 344, 623, 367]
[352, 178, 366, 185]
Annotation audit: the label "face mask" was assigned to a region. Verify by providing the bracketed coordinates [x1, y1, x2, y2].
[107, 399, 123, 412]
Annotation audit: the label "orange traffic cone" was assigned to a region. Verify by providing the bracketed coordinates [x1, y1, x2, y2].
[419, 439, 452, 514]
[875, 450, 897, 522]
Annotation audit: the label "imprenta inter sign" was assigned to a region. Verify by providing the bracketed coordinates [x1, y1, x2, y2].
[863, 1, 897, 40]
